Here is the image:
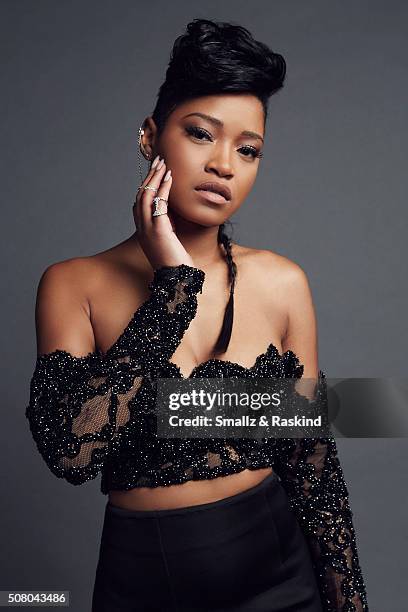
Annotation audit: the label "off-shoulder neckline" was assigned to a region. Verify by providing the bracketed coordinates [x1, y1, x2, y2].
[167, 342, 303, 379]
[35, 262, 307, 378]
[36, 341, 305, 379]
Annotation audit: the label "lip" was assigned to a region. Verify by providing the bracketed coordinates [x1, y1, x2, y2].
[194, 189, 229, 205]
[194, 181, 232, 202]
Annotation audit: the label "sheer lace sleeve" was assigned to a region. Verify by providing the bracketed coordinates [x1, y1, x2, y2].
[25, 264, 205, 486]
[273, 371, 369, 612]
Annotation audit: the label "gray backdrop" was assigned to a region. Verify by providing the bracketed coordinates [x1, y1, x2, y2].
[1, 1, 407, 610]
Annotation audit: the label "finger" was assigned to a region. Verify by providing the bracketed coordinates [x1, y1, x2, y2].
[133, 156, 161, 230]
[136, 155, 160, 199]
[151, 169, 173, 232]
[139, 161, 168, 231]
[133, 155, 159, 223]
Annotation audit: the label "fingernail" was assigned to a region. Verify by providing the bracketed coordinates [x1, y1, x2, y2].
[163, 169, 171, 182]
[151, 155, 160, 168]
[156, 158, 164, 171]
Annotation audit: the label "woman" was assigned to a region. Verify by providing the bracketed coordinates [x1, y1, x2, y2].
[26, 18, 369, 612]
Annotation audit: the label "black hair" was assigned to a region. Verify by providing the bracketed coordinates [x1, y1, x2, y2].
[151, 18, 286, 356]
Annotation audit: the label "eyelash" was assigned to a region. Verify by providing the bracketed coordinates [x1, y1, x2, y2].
[185, 126, 264, 159]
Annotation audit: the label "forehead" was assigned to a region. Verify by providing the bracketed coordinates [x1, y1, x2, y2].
[169, 93, 265, 135]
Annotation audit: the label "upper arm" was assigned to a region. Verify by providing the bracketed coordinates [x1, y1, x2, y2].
[35, 260, 96, 358]
[281, 262, 319, 379]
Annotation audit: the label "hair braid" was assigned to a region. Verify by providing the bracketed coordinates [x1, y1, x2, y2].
[214, 222, 237, 356]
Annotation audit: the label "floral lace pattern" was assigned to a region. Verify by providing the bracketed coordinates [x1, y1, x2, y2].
[26, 263, 369, 611]
[273, 435, 369, 611]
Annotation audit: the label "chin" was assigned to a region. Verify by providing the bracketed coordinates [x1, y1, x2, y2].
[169, 200, 228, 227]
[176, 208, 228, 227]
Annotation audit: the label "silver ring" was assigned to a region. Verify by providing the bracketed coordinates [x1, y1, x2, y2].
[138, 185, 158, 193]
[152, 196, 168, 217]
[152, 209, 168, 217]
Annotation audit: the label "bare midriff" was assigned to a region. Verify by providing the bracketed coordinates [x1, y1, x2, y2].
[108, 467, 274, 511]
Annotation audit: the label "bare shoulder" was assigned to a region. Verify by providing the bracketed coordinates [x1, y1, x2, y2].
[37, 255, 103, 306]
[234, 245, 318, 374]
[232, 243, 310, 291]
[35, 256, 108, 356]
[36, 250, 130, 324]
[35, 245, 152, 356]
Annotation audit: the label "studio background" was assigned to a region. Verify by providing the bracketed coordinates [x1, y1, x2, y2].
[1, 1, 406, 610]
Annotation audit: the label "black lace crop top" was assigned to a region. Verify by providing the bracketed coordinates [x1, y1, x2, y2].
[26, 264, 369, 611]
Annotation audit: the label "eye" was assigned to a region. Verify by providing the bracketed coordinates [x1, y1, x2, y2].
[185, 126, 212, 141]
[238, 145, 264, 160]
[185, 125, 264, 160]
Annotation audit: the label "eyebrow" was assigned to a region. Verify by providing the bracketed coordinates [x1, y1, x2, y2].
[181, 112, 264, 144]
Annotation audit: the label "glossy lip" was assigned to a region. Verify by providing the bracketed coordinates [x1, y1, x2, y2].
[194, 181, 232, 201]
[194, 189, 229, 205]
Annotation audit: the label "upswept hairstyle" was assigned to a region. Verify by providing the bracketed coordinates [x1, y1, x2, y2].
[151, 18, 286, 356]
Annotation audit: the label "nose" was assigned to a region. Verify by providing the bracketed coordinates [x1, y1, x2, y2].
[205, 143, 234, 178]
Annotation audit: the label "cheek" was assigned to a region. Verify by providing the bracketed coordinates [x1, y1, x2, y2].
[166, 168, 195, 213]
[165, 140, 200, 175]
[165, 149, 204, 200]
[237, 168, 258, 198]
[170, 175, 192, 207]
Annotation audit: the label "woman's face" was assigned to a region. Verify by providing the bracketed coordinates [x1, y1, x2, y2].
[146, 93, 265, 227]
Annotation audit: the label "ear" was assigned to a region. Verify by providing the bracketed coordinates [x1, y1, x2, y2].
[140, 116, 158, 160]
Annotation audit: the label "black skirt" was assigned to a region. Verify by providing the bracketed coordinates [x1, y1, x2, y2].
[92, 472, 323, 612]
